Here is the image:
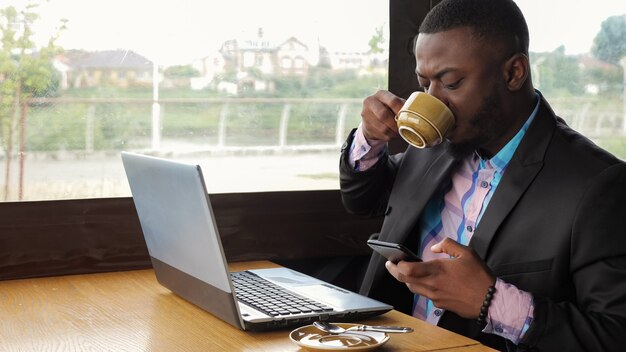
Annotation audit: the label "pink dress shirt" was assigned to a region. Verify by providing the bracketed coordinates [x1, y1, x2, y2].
[348, 124, 534, 344]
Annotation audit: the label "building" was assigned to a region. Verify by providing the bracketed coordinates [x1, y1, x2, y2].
[192, 29, 325, 93]
[55, 49, 153, 89]
[275, 37, 312, 76]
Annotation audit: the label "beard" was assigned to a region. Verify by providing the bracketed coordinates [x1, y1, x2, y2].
[446, 90, 508, 160]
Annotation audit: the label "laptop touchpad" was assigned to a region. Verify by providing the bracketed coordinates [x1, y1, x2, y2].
[291, 284, 351, 307]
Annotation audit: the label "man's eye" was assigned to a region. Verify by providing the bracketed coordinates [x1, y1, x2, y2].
[443, 79, 462, 89]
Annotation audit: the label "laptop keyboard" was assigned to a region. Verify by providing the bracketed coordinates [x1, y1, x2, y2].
[231, 271, 334, 317]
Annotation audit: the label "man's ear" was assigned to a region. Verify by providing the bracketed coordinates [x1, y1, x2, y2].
[503, 53, 530, 91]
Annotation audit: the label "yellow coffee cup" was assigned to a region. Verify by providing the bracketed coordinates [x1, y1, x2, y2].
[395, 91, 455, 148]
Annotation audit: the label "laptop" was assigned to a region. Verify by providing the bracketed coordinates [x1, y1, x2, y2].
[121, 152, 392, 331]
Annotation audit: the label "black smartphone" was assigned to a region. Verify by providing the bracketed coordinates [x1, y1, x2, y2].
[367, 239, 422, 263]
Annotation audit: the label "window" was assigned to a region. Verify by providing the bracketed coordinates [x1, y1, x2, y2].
[1, 1, 624, 203]
[515, 0, 626, 160]
[242, 51, 255, 68]
[254, 54, 263, 67]
[281, 57, 292, 68]
[0, 0, 389, 201]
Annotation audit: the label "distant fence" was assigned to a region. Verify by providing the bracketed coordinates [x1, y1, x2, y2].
[24, 97, 365, 155]
[549, 97, 626, 137]
[13, 96, 626, 156]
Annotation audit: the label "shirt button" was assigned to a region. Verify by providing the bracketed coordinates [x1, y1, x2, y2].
[434, 309, 442, 317]
[480, 181, 489, 188]
[466, 225, 473, 232]
[495, 325, 504, 333]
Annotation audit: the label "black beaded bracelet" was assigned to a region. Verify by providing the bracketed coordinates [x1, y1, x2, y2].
[477, 285, 496, 326]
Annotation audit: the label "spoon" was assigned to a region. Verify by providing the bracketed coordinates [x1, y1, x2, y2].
[313, 321, 414, 334]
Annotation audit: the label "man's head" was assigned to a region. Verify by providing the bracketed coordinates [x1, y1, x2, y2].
[419, 0, 529, 57]
[414, 0, 534, 158]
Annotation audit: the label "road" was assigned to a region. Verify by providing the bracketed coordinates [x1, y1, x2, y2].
[1, 151, 341, 201]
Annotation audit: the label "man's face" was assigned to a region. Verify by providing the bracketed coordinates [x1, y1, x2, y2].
[414, 27, 511, 158]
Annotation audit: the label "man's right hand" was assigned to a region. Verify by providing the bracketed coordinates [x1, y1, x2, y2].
[360, 90, 405, 141]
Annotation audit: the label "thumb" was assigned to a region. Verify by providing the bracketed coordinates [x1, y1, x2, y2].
[430, 237, 467, 258]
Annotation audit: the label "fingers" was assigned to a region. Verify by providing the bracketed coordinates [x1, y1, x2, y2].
[360, 90, 404, 141]
[430, 237, 468, 258]
[384, 240, 496, 318]
[385, 260, 438, 296]
[375, 90, 405, 113]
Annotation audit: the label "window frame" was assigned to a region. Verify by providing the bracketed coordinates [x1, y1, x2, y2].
[0, 0, 433, 282]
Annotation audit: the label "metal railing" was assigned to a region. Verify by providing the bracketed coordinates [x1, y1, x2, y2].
[25, 97, 363, 155]
[13, 96, 626, 157]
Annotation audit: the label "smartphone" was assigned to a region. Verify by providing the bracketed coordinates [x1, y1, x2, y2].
[367, 239, 422, 263]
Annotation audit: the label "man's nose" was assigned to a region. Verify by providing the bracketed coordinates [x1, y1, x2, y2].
[425, 85, 447, 105]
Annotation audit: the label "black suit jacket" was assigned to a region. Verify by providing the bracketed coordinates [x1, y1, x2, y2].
[340, 96, 626, 351]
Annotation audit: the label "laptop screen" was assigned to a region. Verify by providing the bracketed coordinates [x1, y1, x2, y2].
[122, 152, 231, 293]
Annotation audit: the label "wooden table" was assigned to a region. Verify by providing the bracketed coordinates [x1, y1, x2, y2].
[0, 261, 496, 351]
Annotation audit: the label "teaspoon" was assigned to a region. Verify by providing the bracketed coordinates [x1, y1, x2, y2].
[313, 321, 414, 334]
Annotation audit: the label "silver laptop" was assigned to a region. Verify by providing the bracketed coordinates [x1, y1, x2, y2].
[121, 152, 392, 331]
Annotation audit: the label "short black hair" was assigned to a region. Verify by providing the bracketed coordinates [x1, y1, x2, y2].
[419, 0, 529, 56]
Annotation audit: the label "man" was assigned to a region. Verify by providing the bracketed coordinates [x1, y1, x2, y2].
[339, 0, 626, 351]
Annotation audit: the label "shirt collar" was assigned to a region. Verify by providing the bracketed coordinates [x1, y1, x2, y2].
[476, 92, 541, 172]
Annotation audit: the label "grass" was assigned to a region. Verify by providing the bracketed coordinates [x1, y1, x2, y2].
[14, 85, 626, 157]
[22, 98, 364, 151]
[595, 137, 626, 160]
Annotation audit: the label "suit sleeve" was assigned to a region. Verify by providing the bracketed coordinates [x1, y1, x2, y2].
[519, 163, 626, 352]
[339, 129, 402, 218]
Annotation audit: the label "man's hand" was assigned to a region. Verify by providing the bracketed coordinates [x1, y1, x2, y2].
[385, 238, 496, 319]
[361, 90, 405, 141]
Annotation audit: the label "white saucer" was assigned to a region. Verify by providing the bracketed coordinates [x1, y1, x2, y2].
[289, 323, 389, 351]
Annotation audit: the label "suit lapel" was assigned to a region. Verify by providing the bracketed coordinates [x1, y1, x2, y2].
[469, 97, 556, 259]
[381, 147, 458, 245]
[469, 153, 543, 258]
[362, 146, 457, 296]
[364, 96, 558, 296]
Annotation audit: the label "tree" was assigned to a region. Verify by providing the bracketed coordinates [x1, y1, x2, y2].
[0, 3, 65, 200]
[530, 46, 584, 97]
[591, 14, 626, 65]
[368, 26, 385, 54]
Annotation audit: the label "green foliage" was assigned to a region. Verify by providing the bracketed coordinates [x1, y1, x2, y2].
[287, 103, 345, 144]
[0, 2, 65, 198]
[224, 103, 283, 145]
[273, 66, 387, 98]
[0, 3, 64, 120]
[582, 65, 623, 96]
[368, 26, 385, 54]
[163, 64, 200, 78]
[530, 47, 584, 96]
[316, 47, 332, 69]
[592, 15, 626, 65]
[3, 8, 621, 160]
[26, 102, 152, 151]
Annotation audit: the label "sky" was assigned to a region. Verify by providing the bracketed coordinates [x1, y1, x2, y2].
[3, 0, 626, 66]
[516, 0, 626, 55]
[15, 0, 389, 65]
